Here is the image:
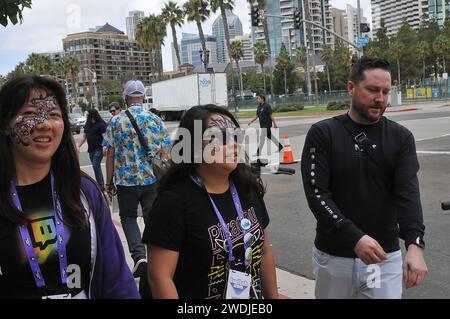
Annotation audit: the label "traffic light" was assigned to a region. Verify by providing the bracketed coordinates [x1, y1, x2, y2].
[293, 9, 302, 30]
[360, 23, 370, 33]
[251, 6, 260, 27]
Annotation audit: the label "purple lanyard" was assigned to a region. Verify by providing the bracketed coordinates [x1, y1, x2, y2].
[193, 175, 250, 267]
[10, 173, 68, 288]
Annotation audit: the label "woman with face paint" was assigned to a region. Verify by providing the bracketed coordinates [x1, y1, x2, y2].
[0, 76, 139, 299]
[142, 104, 279, 299]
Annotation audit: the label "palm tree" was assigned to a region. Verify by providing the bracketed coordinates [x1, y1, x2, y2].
[184, 0, 210, 56]
[210, 0, 235, 63]
[253, 41, 269, 96]
[320, 44, 333, 93]
[230, 40, 244, 100]
[416, 41, 429, 81]
[26, 53, 52, 75]
[161, 1, 184, 70]
[64, 56, 81, 103]
[433, 35, 449, 74]
[136, 15, 167, 80]
[247, 0, 274, 102]
[389, 39, 404, 88]
[277, 44, 291, 97]
[295, 45, 308, 85]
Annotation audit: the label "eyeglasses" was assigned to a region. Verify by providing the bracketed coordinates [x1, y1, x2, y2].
[204, 128, 244, 146]
[109, 109, 117, 114]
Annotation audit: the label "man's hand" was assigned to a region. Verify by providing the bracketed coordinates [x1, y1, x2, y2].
[105, 183, 116, 201]
[403, 245, 428, 289]
[354, 235, 387, 265]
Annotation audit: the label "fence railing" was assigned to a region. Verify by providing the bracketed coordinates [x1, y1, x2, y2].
[228, 91, 350, 109]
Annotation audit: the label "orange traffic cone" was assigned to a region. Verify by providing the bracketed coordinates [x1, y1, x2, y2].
[281, 133, 296, 164]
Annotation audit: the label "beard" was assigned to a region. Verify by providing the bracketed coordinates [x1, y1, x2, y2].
[352, 98, 386, 124]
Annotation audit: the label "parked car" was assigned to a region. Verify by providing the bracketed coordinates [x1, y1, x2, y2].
[69, 113, 86, 134]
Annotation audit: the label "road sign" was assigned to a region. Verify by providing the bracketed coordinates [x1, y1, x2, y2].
[357, 37, 369, 46]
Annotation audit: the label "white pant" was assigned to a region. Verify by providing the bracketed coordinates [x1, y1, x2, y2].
[312, 246, 403, 299]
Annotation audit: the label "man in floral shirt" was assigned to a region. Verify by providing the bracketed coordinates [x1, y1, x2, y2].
[103, 80, 171, 283]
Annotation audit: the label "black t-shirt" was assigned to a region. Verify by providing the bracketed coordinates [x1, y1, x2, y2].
[257, 103, 273, 128]
[0, 174, 91, 298]
[142, 178, 270, 299]
[84, 121, 107, 153]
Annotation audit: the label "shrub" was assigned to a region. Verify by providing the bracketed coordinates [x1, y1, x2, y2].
[327, 100, 350, 110]
[273, 103, 305, 112]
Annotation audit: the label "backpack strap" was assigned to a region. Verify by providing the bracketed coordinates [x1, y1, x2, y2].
[334, 114, 393, 188]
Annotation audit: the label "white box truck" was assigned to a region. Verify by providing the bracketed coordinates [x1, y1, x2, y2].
[151, 73, 228, 121]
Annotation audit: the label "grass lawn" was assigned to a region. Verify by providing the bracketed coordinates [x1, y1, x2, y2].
[233, 107, 347, 118]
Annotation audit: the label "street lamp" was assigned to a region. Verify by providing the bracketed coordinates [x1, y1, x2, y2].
[84, 67, 99, 109]
[199, 49, 210, 73]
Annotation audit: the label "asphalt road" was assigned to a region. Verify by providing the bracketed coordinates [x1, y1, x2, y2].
[77, 102, 450, 298]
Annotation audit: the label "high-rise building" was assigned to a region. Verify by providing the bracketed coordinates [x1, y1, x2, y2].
[372, 0, 425, 38]
[180, 33, 218, 66]
[426, 0, 450, 26]
[126, 10, 145, 41]
[232, 34, 254, 62]
[331, 8, 346, 37]
[212, 10, 243, 63]
[335, 4, 369, 52]
[252, 0, 332, 59]
[62, 23, 158, 99]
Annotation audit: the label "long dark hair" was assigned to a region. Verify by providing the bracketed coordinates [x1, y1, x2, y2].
[86, 109, 106, 125]
[158, 104, 265, 198]
[0, 75, 88, 228]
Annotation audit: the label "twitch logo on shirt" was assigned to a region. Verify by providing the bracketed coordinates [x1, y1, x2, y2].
[28, 216, 57, 251]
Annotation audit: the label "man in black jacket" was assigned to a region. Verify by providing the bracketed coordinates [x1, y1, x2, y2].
[301, 56, 427, 298]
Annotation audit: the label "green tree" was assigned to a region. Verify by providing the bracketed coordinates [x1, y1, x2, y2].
[253, 41, 269, 95]
[136, 14, 167, 80]
[7, 62, 31, 79]
[416, 41, 429, 81]
[247, 0, 274, 102]
[26, 53, 52, 75]
[274, 44, 297, 95]
[229, 40, 244, 99]
[243, 67, 264, 95]
[328, 41, 352, 90]
[184, 0, 210, 56]
[161, 1, 184, 69]
[433, 35, 449, 74]
[64, 55, 81, 102]
[395, 20, 420, 83]
[98, 78, 122, 95]
[389, 39, 404, 87]
[0, 74, 7, 88]
[320, 44, 333, 92]
[418, 18, 440, 77]
[295, 45, 308, 84]
[0, 0, 32, 27]
[365, 18, 389, 60]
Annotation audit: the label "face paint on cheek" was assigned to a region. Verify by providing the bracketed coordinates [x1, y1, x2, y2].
[11, 116, 37, 146]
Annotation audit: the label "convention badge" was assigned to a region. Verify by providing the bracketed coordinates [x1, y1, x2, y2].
[240, 218, 252, 230]
[42, 293, 72, 299]
[225, 269, 251, 299]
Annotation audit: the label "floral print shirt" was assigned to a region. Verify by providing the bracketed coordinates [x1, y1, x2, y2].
[102, 103, 171, 186]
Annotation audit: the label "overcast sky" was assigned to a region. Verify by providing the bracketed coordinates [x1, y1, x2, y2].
[0, 0, 371, 76]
